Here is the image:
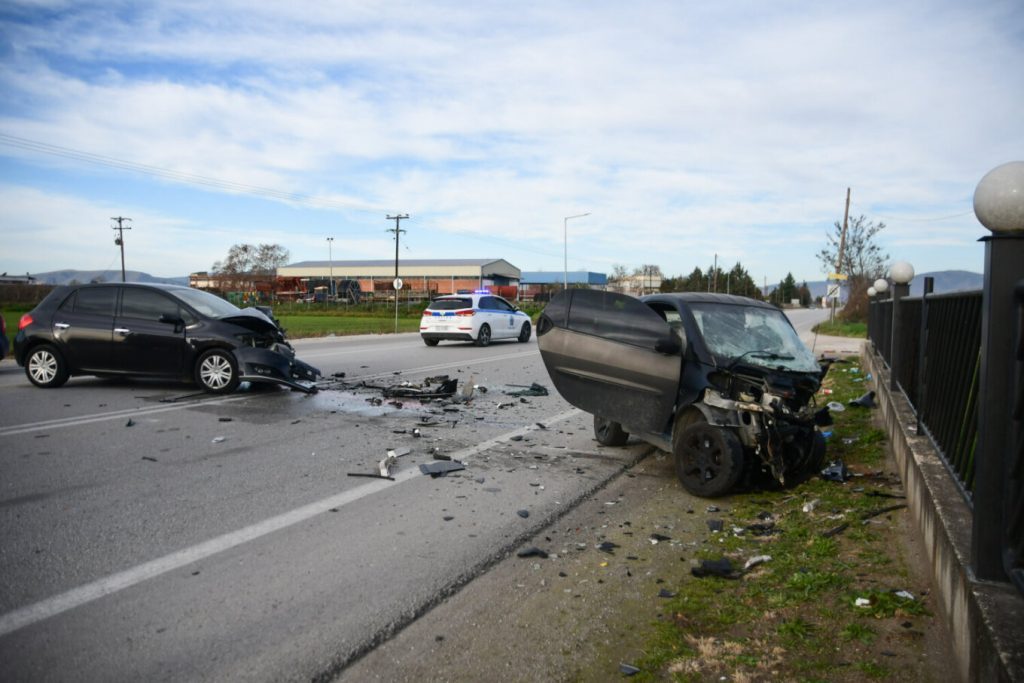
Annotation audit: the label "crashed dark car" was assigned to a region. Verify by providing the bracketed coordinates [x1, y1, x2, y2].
[537, 290, 830, 497]
[14, 283, 319, 394]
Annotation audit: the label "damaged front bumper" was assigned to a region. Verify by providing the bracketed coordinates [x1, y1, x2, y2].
[233, 345, 321, 393]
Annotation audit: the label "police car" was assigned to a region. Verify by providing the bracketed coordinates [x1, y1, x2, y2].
[420, 292, 532, 347]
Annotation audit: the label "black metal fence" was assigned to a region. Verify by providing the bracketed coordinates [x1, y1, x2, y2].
[869, 290, 983, 499]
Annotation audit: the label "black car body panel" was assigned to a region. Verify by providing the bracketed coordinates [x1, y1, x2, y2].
[537, 289, 829, 496]
[14, 283, 320, 393]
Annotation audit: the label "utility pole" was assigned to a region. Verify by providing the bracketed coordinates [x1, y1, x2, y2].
[831, 188, 851, 322]
[712, 253, 718, 293]
[111, 216, 132, 282]
[386, 214, 409, 333]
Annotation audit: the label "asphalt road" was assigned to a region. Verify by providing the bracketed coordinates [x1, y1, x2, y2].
[0, 307, 841, 681]
[0, 333, 652, 682]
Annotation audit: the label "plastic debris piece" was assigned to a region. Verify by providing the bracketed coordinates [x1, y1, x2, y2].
[125, 419, 135, 427]
[691, 558, 738, 579]
[707, 519, 724, 532]
[895, 590, 915, 600]
[821, 522, 849, 538]
[212, 436, 226, 443]
[142, 456, 158, 462]
[218, 417, 233, 422]
[657, 588, 676, 598]
[504, 382, 549, 397]
[517, 547, 549, 559]
[347, 473, 395, 481]
[849, 390, 877, 408]
[419, 460, 466, 478]
[597, 541, 620, 554]
[743, 554, 772, 571]
[599, 561, 609, 568]
[855, 597, 872, 608]
[619, 663, 640, 676]
[706, 505, 721, 513]
[820, 459, 851, 482]
[517, 509, 530, 518]
[803, 499, 820, 513]
[827, 401, 846, 412]
[649, 533, 672, 544]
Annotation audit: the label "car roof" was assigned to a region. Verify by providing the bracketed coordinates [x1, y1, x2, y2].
[642, 292, 780, 311]
[69, 282, 191, 292]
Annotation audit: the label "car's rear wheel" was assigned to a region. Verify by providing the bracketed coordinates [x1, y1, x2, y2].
[25, 344, 69, 388]
[423, 337, 440, 347]
[195, 348, 240, 394]
[594, 415, 629, 446]
[518, 321, 532, 343]
[672, 418, 744, 497]
[475, 324, 491, 347]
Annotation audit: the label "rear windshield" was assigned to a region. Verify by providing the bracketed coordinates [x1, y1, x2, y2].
[427, 298, 473, 311]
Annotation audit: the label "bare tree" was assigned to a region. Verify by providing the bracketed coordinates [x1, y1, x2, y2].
[816, 215, 889, 322]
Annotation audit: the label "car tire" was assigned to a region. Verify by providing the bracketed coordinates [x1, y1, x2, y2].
[593, 415, 629, 446]
[672, 419, 744, 498]
[475, 324, 491, 347]
[195, 348, 240, 394]
[517, 321, 532, 343]
[423, 338, 440, 347]
[25, 344, 70, 388]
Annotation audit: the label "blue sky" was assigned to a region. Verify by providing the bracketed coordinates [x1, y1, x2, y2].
[1, 1, 1021, 282]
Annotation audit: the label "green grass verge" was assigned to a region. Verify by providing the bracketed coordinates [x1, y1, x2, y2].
[812, 319, 868, 338]
[631, 359, 932, 681]
[277, 315, 421, 337]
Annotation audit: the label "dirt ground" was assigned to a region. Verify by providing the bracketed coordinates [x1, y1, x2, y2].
[337, 444, 956, 682]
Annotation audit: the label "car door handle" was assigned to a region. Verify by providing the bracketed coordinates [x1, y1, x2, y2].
[54, 322, 70, 330]
[115, 327, 131, 336]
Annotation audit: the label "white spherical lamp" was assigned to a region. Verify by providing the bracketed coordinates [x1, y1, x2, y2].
[890, 261, 915, 285]
[873, 278, 889, 294]
[974, 161, 1024, 234]
[867, 286, 877, 297]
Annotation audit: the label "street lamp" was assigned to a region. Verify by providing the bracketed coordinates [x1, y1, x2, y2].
[563, 213, 590, 290]
[326, 237, 335, 301]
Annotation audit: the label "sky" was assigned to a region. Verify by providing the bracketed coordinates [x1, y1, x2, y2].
[1, 1, 1021, 284]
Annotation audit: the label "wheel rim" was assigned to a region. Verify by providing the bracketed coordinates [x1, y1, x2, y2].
[29, 350, 57, 384]
[520, 323, 531, 341]
[479, 326, 490, 344]
[200, 354, 233, 389]
[681, 428, 726, 485]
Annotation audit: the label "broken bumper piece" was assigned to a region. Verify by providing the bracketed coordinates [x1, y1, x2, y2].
[233, 347, 321, 393]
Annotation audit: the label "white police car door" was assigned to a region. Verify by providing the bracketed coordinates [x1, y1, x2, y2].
[487, 296, 518, 338]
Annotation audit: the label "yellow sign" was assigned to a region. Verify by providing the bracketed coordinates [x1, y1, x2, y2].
[828, 273, 848, 281]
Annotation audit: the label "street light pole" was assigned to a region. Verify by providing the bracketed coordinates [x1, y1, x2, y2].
[563, 213, 590, 290]
[326, 237, 334, 301]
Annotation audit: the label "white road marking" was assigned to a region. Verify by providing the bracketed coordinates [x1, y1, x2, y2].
[0, 408, 580, 638]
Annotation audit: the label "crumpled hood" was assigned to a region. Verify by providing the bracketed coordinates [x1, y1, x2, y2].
[219, 308, 281, 335]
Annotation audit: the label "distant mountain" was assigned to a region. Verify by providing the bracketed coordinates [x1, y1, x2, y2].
[29, 270, 189, 286]
[775, 270, 983, 299]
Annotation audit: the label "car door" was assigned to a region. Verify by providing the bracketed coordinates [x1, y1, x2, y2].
[537, 289, 682, 434]
[51, 286, 116, 372]
[489, 296, 518, 338]
[113, 287, 188, 376]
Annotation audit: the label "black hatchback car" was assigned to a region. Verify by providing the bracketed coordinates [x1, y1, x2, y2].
[14, 283, 319, 394]
[537, 289, 830, 497]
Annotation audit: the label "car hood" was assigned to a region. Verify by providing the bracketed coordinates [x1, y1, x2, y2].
[219, 308, 280, 335]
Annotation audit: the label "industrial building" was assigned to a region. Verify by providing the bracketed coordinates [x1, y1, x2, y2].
[276, 259, 521, 298]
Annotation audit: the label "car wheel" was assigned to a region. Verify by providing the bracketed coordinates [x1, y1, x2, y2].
[593, 415, 629, 446]
[517, 321, 532, 343]
[475, 324, 491, 347]
[25, 344, 69, 388]
[672, 419, 744, 498]
[195, 348, 240, 394]
[423, 337, 440, 347]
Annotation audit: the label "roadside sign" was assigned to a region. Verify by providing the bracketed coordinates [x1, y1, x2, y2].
[827, 284, 840, 299]
[393, 278, 404, 290]
[828, 273, 848, 281]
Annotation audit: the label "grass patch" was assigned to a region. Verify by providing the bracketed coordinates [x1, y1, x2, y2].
[633, 355, 936, 681]
[813, 319, 868, 338]
[277, 315, 421, 337]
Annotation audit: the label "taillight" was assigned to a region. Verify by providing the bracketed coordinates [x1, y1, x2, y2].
[18, 313, 34, 330]
[455, 309, 475, 317]
[422, 309, 432, 316]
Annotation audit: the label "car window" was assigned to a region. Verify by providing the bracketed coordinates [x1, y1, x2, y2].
[73, 287, 117, 317]
[567, 290, 669, 348]
[120, 288, 182, 322]
[490, 297, 514, 312]
[168, 288, 241, 318]
[428, 298, 473, 310]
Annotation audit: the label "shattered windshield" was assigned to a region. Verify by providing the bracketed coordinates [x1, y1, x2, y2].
[689, 303, 819, 373]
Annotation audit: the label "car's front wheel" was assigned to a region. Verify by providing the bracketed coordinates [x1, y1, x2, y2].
[517, 321, 532, 343]
[475, 324, 491, 347]
[594, 415, 629, 446]
[195, 348, 240, 394]
[25, 344, 69, 388]
[672, 419, 744, 497]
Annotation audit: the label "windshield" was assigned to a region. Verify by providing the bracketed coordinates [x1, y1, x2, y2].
[689, 303, 819, 373]
[169, 288, 242, 318]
